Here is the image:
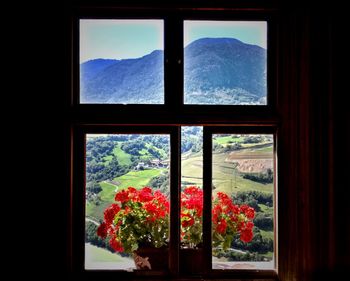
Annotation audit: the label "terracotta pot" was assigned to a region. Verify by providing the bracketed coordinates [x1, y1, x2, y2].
[180, 247, 203, 274]
[133, 246, 169, 270]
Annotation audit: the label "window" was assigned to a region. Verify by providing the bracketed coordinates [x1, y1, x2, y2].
[206, 129, 276, 270]
[184, 21, 267, 105]
[80, 20, 164, 104]
[85, 133, 171, 270]
[69, 4, 280, 280]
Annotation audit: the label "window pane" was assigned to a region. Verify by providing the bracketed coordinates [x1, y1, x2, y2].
[212, 134, 275, 270]
[85, 134, 170, 270]
[181, 126, 203, 188]
[80, 20, 164, 104]
[184, 21, 267, 105]
[181, 127, 203, 250]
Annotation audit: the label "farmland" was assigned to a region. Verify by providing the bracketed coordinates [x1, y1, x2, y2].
[85, 132, 275, 267]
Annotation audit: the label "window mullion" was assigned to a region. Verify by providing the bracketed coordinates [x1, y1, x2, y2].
[164, 16, 183, 108]
[203, 127, 213, 274]
[169, 126, 181, 275]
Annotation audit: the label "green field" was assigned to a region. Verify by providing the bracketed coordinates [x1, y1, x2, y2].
[182, 154, 203, 186]
[87, 169, 166, 221]
[113, 144, 132, 165]
[99, 181, 119, 201]
[103, 143, 132, 166]
[213, 135, 244, 145]
[214, 134, 273, 150]
[254, 146, 273, 153]
[114, 169, 166, 189]
[181, 150, 273, 196]
[86, 199, 114, 221]
[212, 160, 273, 196]
[99, 169, 166, 202]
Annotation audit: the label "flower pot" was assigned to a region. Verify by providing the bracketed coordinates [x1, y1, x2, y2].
[180, 247, 203, 274]
[133, 246, 169, 270]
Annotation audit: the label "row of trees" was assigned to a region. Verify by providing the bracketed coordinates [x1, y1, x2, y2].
[86, 157, 129, 182]
[148, 171, 170, 196]
[242, 168, 273, 184]
[233, 190, 273, 210]
[231, 190, 273, 256]
[181, 127, 203, 153]
[120, 136, 169, 157]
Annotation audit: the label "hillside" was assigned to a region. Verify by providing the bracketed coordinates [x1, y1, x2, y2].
[85, 132, 275, 265]
[80, 38, 266, 104]
[184, 38, 266, 104]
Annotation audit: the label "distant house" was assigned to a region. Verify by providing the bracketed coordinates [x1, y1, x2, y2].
[135, 159, 170, 170]
[150, 159, 161, 167]
[135, 162, 146, 170]
[150, 159, 169, 168]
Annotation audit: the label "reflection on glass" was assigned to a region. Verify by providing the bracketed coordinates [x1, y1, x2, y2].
[80, 20, 164, 104]
[212, 134, 274, 270]
[184, 21, 267, 105]
[85, 134, 170, 270]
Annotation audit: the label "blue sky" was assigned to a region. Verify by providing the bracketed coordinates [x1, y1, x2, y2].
[80, 20, 266, 63]
[184, 21, 267, 49]
[80, 20, 164, 63]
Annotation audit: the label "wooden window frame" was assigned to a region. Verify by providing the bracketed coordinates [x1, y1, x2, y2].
[65, 2, 313, 281]
[202, 126, 278, 278]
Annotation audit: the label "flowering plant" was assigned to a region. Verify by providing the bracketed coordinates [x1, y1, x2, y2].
[181, 186, 255, 250]
[97, 186, 170, 253]
[97, 186, 255, 253]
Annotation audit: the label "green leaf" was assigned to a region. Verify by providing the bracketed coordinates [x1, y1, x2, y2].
[222, 234, 233, 250]
[131, 243, 138, 252]
[213, 231, 224, 242]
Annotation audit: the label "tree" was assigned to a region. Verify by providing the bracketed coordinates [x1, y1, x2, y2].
[86, 181, 102, 194]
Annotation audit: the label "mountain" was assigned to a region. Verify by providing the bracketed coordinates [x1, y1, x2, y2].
[80, 59, 119, 81]
[184, 38, 266, 104]
[80, 38, 266, 104]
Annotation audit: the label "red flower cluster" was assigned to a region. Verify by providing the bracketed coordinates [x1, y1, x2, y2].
[97, 186, 170, 253]
[180, 186, 255, 248]
[97, 186, 255, 253]
[212, 190, 255, 244]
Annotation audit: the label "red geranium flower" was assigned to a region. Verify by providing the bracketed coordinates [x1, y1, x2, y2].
[180, 186, 255, 249]
[97, 186, 170, 253]
[97, 186, 255, 254]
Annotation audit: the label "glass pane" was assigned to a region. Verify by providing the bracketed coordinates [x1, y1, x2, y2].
[212, 134, 275, 270]
[80, 20, 164, 104]
[85, 134, 170, 270]
[181, 127, 203, 249]
[184, 21, 267, 105]
[181, 126, 203, 189]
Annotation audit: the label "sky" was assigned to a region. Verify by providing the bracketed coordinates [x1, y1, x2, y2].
[184, 21, 267, 49]
[80, 20, 266, 63]
[80, 20, 164, 63]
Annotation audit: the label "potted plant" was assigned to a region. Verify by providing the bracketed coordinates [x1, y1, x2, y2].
[180, 186, 255, 273]
[97, 186, 170, 270]
[97, 186, 255, 271]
